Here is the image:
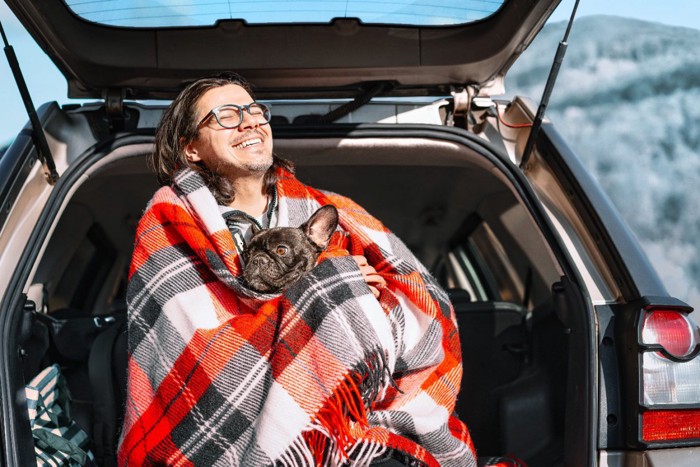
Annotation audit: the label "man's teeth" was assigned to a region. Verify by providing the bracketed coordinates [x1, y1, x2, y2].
[233, 138, 262, 149]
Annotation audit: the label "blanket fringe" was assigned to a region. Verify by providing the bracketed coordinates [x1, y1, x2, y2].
[347, 441, 388, 467]
[295, 349, 395, 466]
[358, 348, 394, 407]
[301, 371, 364, 464]
[277, 436, 315, 467]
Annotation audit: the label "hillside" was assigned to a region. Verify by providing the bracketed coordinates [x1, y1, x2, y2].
[508, 16, 700, 304]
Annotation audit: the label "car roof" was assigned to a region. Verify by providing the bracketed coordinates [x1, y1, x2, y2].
[5, 0, 561, 100]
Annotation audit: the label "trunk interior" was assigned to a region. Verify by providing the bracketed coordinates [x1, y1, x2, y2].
[16, 103, 578, 466]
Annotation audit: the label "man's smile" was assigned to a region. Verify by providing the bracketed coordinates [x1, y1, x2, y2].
[233, 137, 262, 150]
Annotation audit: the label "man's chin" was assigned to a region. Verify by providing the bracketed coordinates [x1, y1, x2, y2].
[214, 155, 273, 176]
[240, 151, 274, 174]
[243, 160, 273, 173]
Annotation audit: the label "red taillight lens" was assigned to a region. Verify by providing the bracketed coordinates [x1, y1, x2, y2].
[641, 310, 696, 358]
[642, 409, 700, 442]
[636, 306, 700, 446]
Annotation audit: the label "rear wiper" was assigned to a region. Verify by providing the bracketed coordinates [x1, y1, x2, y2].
[520, 0, 581, 169]
[1, 20, 59, 184]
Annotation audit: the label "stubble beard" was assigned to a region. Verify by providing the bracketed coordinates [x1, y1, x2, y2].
[212, 146, 273, 178]
[240, 155, 273, 174]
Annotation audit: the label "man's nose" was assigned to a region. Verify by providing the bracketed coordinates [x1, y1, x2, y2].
[239, 108, 259, 130]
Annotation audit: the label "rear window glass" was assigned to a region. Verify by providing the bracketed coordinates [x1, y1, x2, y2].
[64, 0, 505, 28]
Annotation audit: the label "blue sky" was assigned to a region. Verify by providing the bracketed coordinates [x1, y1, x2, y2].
[1, 0, 699, 145]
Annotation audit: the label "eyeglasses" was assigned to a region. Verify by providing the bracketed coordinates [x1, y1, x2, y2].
[198, 103, 271, 129]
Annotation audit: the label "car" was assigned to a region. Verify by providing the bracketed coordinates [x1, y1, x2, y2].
[1, 0, 699, 466]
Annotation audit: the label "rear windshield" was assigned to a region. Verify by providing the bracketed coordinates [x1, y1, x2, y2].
[64, 0, 505, 27]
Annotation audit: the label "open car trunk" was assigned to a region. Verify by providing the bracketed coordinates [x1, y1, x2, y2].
[7, 102, 588, 466]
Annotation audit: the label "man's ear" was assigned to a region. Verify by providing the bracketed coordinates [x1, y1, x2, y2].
[302, 205, 339, 250]
[182, 137, 202, 163]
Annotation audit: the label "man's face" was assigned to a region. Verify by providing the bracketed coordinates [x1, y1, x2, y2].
[185, 84, 274, 177]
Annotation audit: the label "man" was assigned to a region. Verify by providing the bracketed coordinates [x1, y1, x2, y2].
[118, 72, 477, 466]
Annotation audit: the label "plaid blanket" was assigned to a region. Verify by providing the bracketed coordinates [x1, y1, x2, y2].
[118, 167, 477, 466]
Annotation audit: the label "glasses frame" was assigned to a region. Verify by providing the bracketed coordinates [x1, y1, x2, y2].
[198, 102, 271, 129]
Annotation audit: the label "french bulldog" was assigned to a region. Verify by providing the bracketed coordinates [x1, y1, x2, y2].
[242, 204, 339, 293]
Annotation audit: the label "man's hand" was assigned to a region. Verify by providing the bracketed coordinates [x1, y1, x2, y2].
[353, 255, 387, 298]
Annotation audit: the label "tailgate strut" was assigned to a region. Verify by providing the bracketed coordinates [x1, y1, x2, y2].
[1, 21, 59, 185]
[520, 0, 580, 169]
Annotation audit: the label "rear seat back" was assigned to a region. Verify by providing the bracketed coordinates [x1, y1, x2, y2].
[88, 320, 127, 467]
[448, 289, 529, 456]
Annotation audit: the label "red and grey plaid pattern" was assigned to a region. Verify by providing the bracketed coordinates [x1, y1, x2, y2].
[117, 168, 477, 466]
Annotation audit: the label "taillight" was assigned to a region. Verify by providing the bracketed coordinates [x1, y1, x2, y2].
[642, 310, 698, 358]
[642, 352, 700, 405]
[642, 409, 700, 442]
[638, 307, 700, 445]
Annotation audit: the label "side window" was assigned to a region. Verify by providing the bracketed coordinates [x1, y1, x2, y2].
[49, 225, 117, 312]
[437, 200, 563, 309]
[447, 221, 524, 303]
[468, 221, 525, 302]
[31, 214, 118, 315]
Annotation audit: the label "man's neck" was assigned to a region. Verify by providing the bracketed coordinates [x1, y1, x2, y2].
[227, 173, 268, 216]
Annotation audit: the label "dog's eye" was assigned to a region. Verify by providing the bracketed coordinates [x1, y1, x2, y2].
[275, 245, 288, 256]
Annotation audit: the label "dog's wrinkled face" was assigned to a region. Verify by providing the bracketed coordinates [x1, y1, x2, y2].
[242, 205, 338, 293]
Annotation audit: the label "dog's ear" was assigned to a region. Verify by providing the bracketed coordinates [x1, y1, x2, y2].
[302, 205, 338, 250]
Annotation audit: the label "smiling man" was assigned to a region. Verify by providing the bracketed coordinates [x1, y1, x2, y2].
[184, 83, 275, 213]
[118, 72, 477, 467]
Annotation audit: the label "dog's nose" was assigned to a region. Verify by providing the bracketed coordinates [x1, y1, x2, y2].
[251, 255, 266, 267]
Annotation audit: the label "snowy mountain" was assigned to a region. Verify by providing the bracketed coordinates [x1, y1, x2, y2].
[508, 15, 700, 305]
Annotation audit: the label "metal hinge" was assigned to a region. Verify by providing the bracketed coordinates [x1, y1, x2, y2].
[449, 85, 498, 132]
[104, 88, 126, 132]
[445, 85, 475, 127]
[450, 86, 477, 117]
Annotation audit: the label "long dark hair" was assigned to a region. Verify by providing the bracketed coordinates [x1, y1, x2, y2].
[152, 71, 293, 204]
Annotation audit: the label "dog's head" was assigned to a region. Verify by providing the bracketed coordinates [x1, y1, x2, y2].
[242, 205, 338, 293]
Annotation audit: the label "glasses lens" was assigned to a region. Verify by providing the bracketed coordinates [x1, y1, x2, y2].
[249, 103, 271, 124]
[215, 106, 242, 128]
